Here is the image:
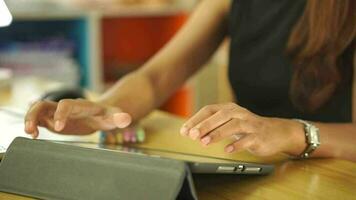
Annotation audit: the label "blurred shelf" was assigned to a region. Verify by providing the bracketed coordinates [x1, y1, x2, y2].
[2, 1, 196, 116]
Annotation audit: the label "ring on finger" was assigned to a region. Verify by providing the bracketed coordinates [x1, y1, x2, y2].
[232, 133, 244, 141]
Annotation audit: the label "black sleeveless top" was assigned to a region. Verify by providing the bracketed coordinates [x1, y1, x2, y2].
[228, 0, 353, 122]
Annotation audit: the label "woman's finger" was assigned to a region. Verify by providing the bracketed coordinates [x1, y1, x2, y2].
[24, 101, 57, 138]
[53, 100, 74, 131]
[181, 103, 236, 138]
[85, 112, 132, 131]
[189, 107, 250, 140]
[68, 99, 109, 118]
[224, 134, 256, 153]
[200, 118, 245, 145]
[180, 104, 220, 137]
[47, 98, 131, 133]
[53, 99, 107, 131]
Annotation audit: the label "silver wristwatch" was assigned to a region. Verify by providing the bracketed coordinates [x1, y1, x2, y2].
[294, 119, 321, 158]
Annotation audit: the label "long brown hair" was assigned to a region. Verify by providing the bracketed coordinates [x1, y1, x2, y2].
[287, 0, 356, 112]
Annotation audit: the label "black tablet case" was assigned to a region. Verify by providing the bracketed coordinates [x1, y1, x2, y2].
[0, 137, 198, 200]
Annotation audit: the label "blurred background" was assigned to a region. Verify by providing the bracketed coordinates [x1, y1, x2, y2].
[0, 0, 233, 117]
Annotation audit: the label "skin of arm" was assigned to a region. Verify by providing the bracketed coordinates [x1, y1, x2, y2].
[98, 0, 231, 121]
[308, 122, 356, 161]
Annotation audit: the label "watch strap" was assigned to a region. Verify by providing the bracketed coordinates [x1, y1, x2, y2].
[293, 119, 321, 158]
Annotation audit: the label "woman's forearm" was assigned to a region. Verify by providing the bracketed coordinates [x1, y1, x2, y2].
[313, 123, 356, 161]
[97, 0, 230, 121]
[97, 71, 157, 121]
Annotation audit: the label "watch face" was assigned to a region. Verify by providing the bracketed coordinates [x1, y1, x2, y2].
[309, 126, 320, 145]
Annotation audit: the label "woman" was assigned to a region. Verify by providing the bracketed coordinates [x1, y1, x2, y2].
[24, 0, 356, 161]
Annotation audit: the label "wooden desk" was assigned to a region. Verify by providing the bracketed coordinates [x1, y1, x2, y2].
[1, 112, 355, 199]
[0, 81, 355, 199]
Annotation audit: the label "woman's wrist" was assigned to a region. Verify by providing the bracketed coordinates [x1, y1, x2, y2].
[281, 118, 307, 156]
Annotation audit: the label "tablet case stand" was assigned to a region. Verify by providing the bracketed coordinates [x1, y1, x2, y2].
[0, 137, 198, 200]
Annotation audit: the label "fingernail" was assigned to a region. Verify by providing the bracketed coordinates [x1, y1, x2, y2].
[201, 137, 211, 145]
[180, 126, 188, 136]
[25, 121, 32, 132]
[226, 146, 235, 153]
[32, 129, 39, 139]
[54, 120, 64, 131]
[190, 129, 200, 140]
[114, 113, 132, 128]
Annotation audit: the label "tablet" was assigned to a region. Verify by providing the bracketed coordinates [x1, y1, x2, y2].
[55, 141, 274, 175]
[1, 139, 273, 175]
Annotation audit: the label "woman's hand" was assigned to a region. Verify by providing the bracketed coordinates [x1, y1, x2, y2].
[180, 103, 306, 157]
[24, 99, 132, 138]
